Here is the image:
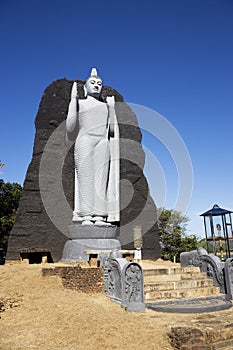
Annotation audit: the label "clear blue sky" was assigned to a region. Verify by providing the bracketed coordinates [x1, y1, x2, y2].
[1, 0, 233, 238]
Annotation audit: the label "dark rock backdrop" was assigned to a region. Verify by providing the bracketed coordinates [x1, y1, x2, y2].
[7, 79, 160, 261]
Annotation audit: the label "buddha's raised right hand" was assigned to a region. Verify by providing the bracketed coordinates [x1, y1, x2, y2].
[71, 82, 77, 99]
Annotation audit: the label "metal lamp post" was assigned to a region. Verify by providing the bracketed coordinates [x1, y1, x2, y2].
[200, 204, 233, 260]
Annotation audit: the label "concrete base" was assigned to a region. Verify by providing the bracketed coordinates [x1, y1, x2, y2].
[61, 224, 121, 262]
[146, 295, 232, 313]
[62, 239, 121, 262]
[67, 224, 118, 239]
[122, 302, 146, 312]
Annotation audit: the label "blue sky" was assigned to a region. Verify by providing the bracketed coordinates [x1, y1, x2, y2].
[1, 0, 233, 238]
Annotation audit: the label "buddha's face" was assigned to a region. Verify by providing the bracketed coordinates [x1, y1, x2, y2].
[85, 77, 102, 97]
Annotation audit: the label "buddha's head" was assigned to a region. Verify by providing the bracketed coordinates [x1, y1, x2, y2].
[84, 68, 102, 98]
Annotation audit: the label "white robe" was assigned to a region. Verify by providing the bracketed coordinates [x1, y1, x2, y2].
[66, 82, 120, 223]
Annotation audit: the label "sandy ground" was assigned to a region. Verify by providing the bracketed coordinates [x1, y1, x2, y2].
[0, 263, 232, 350]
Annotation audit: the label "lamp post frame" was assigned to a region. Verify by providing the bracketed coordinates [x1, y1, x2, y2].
[200, 204, 233, 260]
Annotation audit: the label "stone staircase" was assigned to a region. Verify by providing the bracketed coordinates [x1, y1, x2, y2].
[142, 261, 222, 302]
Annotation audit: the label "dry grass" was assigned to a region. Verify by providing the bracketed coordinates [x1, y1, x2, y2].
[0, 263, 232, 350]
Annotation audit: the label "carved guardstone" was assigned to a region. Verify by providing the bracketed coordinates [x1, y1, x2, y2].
[62, 225, 120, 262]
[104, 251, 145, 311]
[180, 248, 225, 293]
[121, 262, 145, 311]
[224, 258, 233, 300]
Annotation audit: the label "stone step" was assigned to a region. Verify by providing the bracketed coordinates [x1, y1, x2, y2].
[143, 266, 201, 276]
[144, 271, 206, 283]
[147, 295, 231, 313]
[144, 277, 215, 292]
[144, 286, 221, 301]
[143, 263, 222, 301]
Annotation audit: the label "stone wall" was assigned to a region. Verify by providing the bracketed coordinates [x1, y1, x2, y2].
[7, 78, 160, 262]
[42, 266, 104, 293]
[169, 326, 233, 350]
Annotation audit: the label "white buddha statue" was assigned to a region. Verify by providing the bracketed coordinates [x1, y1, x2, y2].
[66, 68, 120, 226]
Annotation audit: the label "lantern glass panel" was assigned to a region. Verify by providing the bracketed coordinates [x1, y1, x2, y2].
[205, 217, 213, 239]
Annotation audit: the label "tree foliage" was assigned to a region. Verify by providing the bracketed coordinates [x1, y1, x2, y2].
[0, 179, 22, 248]
[157, 208, 198, 262]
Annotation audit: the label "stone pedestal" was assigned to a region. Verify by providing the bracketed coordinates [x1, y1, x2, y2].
[61, 225, 121, 262]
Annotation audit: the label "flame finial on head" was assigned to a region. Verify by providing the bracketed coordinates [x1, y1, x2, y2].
[90, 67, 98, 77]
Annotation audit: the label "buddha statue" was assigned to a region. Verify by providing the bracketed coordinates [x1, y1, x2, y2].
[66, 68, 120, 226]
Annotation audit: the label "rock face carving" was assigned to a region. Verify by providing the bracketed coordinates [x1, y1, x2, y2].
[7, 72, 160, 262]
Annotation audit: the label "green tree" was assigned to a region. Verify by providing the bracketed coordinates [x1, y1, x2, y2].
[0, 179, 22, 249]
[157, 208, 198, 262]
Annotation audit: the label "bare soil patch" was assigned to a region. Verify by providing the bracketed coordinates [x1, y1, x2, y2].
[0, 263, 232, 350]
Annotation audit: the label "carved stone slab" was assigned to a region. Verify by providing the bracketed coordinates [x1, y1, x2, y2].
[180, 248, 225, 293]
[121, 262, 145, 311]
[104, 257, 125, 302]
[224, 258, 233, 300]
[104, 254, 145, 311]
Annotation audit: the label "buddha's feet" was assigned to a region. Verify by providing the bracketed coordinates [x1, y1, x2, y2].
[81, 220, 94, 226]
[72, 214, 112, 226]
[92, 216, 112, 226]
[94, 220, 112, 227]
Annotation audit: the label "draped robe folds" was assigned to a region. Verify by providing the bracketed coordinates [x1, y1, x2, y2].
[66, 82, 120, 223]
